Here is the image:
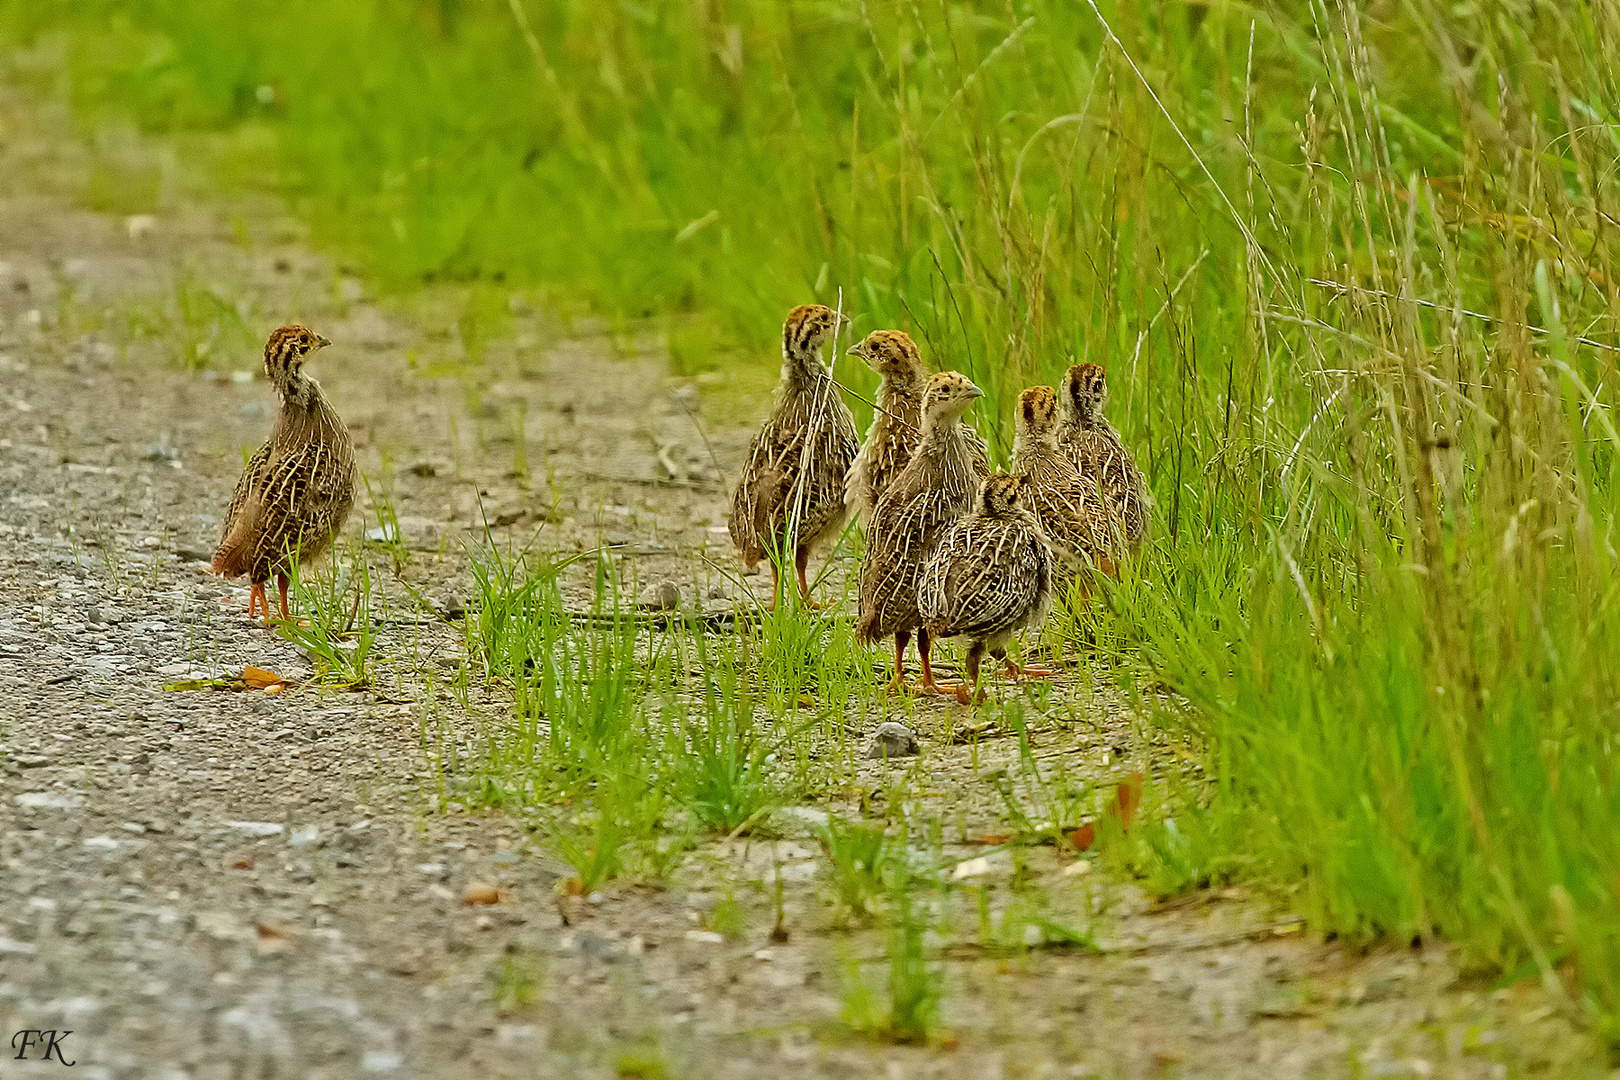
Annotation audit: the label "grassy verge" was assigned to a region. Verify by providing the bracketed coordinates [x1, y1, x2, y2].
[8, 0, 1620, 1042]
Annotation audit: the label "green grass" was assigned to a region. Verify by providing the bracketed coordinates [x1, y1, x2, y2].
[455, 544, 850, 887]
[12, 0, 1620, 1043]
[279, 544, 378, 688]
[839, 847, 946, 1045]
[819, 815, 895, 921]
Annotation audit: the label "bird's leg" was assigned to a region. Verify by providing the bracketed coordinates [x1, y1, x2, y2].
[764, 564, 784, 611]
[996, 647, 1054, 679]
[954, 641, 989, 706]
[887, 630, 912, 693]
[276, 573, 292, 622]
[794, 546, 823, 610]
[247, 581, 267, 622]
[918, 628, 962, 695]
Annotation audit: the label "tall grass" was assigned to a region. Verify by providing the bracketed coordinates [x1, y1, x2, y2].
[11, 0, 1620, 1037]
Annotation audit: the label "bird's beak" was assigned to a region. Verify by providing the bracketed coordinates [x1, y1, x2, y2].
[315, 335, 332, 349]
[968, 385, 985, 398]
[845, 342, 864, 357]
[836, 312, 852, 327]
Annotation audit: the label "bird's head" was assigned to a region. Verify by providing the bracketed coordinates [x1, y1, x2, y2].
[921, 371, 984, 423]
[1017, 385, 1060, 442]
[782, 304, 849, 361]
[264, 325, 330, 385]
[977, 472, 1026, 518]
[1062, 362, 1107, 423]
[847, 329, 923, 380]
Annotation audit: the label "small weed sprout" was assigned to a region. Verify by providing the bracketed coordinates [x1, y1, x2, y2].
[279, 547, 376, 688]
[841, 852, 944, 1045]
[491, 948, 541, 1015]
[362, 471, 409, 577]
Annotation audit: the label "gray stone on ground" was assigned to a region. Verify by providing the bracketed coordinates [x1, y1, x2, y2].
[638, 580, 682, 611]
[865, 721, 919, 759]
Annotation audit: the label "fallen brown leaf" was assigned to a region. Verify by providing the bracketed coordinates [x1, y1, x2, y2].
[1116, 771, 1145, 831]
[1067, 772, 1145, 853]
[1067, 822, 1098, 853]
[242, 665, 284, 689]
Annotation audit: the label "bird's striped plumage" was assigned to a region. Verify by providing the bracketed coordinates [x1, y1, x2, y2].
[855, 372, 988, 645]
[213, 326, 354, 602]
[845, 330, 928, 524]
[1014, 385, 1112, 571]
[1058, 362, 1149, 552]
[845, 329, 990, 525]
[918, 473, 1054, 659]
[729, 305, 860, 601]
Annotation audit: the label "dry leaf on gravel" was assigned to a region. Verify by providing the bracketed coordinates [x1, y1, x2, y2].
[242, 665, 287, 690]
[164, 666, 297, 693]
[968, 773, 1146, 851]
[1067, 772, 1145, 853]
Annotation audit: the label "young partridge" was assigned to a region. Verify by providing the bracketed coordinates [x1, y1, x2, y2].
[919, 473, 1056, 705]
[855, 371, 988, 693]
[213, 326, 356, 621]
[1058, 362, 1149, 553]
[729, 304, 860, 606]
[844, 329, 988, 523]
[1013, 385, 1114, 576]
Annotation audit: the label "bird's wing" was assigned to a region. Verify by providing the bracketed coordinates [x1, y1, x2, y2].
[730, 422, 789, 560]
[212, 441, 272, 576]
[922, 521, 1037, 636]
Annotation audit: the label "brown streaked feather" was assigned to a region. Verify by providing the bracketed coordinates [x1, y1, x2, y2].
[1019, 446, 1111, 566]
[1016, 385, 1114, 570]
[855, 407, 987, 644]
[212, 442, 271, 577]
[1059, 424, 1150, 550]
[213, 345, 354, 586]
[1058, 363, 1150, 550]
[730, 307, 860, 568]
[918, 479, 1053, 650]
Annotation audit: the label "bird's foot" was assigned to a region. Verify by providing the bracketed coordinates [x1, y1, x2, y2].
[920, 677, 965, 697]
[1004, 661, 1055, 679]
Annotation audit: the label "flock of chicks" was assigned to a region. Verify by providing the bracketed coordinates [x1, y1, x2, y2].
[208, 313, 1146, 707]
[729, 304, 1148, 704]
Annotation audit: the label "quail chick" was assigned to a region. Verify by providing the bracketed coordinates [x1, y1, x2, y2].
[855, 371, 988, 693]
[1013, 385, 1114, 576]
[1058, 362, 1149, 551]
[844, 330, 988, 523]
[213, 326, 355, 621]
[729, 304, 861, 606]
[919, 473, 1056, 705]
